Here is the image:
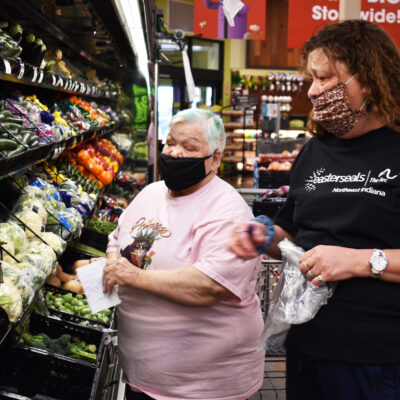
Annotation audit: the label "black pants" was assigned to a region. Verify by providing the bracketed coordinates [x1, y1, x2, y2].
[286, 348, 400, 400]
[125, 385, 154, 400]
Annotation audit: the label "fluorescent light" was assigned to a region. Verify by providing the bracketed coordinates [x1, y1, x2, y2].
[112, 0, 150, 91]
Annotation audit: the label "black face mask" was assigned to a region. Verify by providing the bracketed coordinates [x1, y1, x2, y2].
[158, 152, 215, 192]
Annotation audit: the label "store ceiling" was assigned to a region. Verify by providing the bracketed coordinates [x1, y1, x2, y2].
[0, 0, 155, 82]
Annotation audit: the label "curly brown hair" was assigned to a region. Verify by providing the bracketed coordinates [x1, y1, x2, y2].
[300, 20, 400, 137]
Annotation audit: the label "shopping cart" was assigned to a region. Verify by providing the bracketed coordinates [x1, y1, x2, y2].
[253, 259, 286, 400]
[237, 188, 287, 399]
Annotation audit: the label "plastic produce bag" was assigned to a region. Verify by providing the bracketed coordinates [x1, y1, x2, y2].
[2, 261, 35, 307]
[30, 231, 66, 255]
[22, 100, 41, 124]
[16, 262, 47, 291]
[0, 221, 28, 255]
[13, 210, 43, 238]
[20, 243, 57, 276]
[0, 280, 23, 322]
[0, 236, 16, 263]
[12, 195, 48, 225]
[258, 239, 336, 352]
[46, 207, 83, 240]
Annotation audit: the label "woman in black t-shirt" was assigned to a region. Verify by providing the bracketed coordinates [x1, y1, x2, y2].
[230, 20, 400, 400]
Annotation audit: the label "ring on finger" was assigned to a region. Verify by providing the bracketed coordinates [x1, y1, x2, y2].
[303, 259, 309, 269]
[306, 269, 315, 279]
[316, 275, 326, 285]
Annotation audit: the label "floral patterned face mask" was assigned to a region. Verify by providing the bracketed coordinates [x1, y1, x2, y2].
[311, 75, 367, 137]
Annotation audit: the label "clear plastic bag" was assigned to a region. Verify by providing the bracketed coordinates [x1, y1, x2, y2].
[258, 239, 336, 352]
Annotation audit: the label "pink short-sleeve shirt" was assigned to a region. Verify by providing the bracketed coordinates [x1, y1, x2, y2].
[108, 177, 265, 400]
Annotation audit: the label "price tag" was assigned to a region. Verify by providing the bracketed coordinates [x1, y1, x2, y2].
[52, 74, 57, 86]
[86, 86, 91, 95]
[38, 69, 44, 83]
[3, 58, 11, 75]
[52, 144, 66, 159]
[17, 62, 25, 79]
[58, 77, 64, 87]
[31, 66, 38, 82]
[80, 82, 85, 93]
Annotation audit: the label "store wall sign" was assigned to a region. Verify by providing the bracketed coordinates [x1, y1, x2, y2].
[288, 0, 400, 49]
[194, 0, 266, 40]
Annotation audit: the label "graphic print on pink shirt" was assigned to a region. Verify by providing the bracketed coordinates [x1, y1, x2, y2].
[120, 217, 170, 269]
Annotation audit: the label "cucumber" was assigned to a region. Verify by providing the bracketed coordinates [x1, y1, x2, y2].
[29, 138, 40, 147]
[8, 147, 24, 157]
[21, 132, 32, 144]
[5, 117, 24, 125]
[0, 138, 17, 151]
[0, 110, 13, 120]
[4, 122, 22, 131]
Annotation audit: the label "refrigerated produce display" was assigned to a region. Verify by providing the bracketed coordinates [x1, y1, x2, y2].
[0, 1, 154, 398]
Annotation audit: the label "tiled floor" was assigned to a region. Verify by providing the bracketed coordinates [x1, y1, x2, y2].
[250, 358, 286, 400]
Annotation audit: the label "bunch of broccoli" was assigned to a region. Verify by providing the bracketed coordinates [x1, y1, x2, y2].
[21, 332, 97, 363]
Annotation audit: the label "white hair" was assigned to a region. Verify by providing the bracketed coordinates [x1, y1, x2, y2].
[169, 108, 226, 152]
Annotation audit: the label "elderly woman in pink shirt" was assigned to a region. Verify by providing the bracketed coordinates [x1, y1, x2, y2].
[103, 108, 264, 400]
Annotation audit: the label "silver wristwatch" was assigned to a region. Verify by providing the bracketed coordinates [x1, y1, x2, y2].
[369, 249, 388, 278]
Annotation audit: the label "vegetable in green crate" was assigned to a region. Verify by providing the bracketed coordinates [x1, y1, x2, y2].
[45, 289, 111, 324]
[21, 332, 97, 362]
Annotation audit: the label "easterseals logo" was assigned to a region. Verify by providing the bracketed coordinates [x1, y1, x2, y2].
[304, 168, 366, 191]
[304, 167, 399, 197]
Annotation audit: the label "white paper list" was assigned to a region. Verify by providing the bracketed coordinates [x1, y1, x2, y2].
[77, 258, 121, 314]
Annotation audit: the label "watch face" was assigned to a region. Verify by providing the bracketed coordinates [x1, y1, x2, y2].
[372, 252, 388, 272]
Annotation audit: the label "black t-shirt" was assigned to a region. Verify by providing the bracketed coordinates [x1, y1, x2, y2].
[275, 126, 400, 363]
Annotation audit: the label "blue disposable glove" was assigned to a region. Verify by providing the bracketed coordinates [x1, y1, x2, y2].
[251, 215, 276, 254]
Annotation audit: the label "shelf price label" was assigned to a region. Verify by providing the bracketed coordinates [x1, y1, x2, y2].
[52, 144, 66, 159]
[37, 69, 44, 83]
[38, 69, 44, 83]
[3, 58, 11, 75]
[30, 66, 38, 82]
[51, 74, 57, 86]
[17, 62, 25, 80]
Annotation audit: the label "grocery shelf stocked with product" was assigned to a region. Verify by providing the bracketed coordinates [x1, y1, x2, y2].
[0, 1, 153, 399]
[219, 103, 259, 174]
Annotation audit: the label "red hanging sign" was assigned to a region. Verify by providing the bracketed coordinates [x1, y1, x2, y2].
[194, 0, 266, 40]
[360, 0, 400, 48]
[288, 0, 339, 49]
[288, 0, 400, 49]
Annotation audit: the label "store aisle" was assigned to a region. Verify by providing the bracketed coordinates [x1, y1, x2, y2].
[221, 174, 254, 189]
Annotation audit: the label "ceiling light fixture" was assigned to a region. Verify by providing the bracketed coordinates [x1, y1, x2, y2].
[112, 0, 150, 91]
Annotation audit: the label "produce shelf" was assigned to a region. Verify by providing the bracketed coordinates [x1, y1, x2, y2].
[0, 124, 118, 180]
[0, 58, 118, 101]
[0, 313, 113, 400]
